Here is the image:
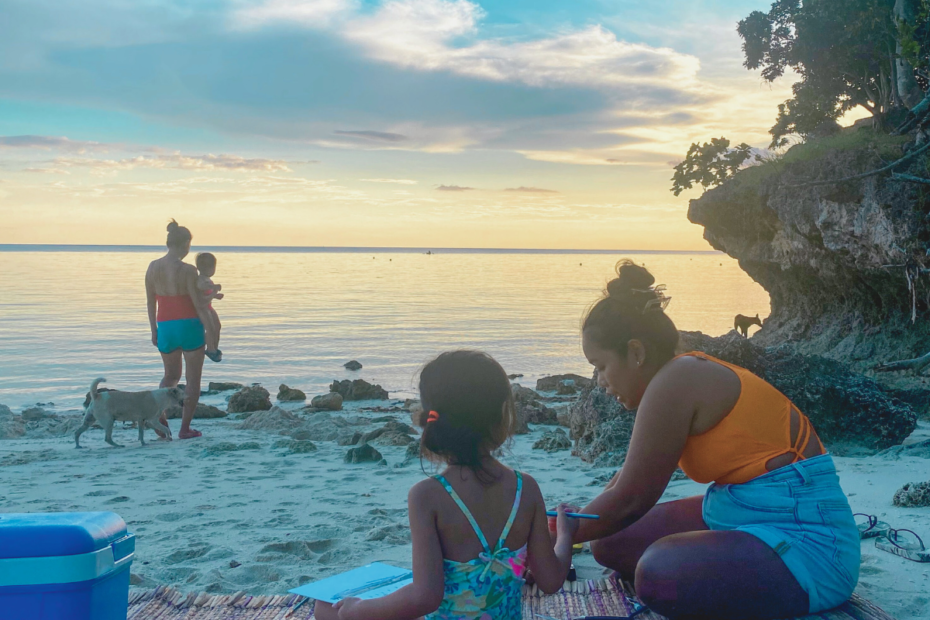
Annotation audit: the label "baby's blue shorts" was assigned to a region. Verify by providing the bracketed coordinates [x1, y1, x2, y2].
[157, 318, 205, 354]
[703, 454, 860, 613]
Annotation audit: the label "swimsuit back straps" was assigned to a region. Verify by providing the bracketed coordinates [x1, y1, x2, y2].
[433, 471, 523, 553]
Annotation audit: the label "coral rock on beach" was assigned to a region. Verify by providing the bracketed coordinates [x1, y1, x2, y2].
[893, 481, 930, 507]
[680, 331, 918, 452]
[345, 443, 383, 464]
[344, 360, 363, 371]
[237, 406, 301, 432]
[311, 393, 343, 411]
[21, 406, 54, 422]
[568, 379, 634, 467]
[0, 405, 26, 440]
[533, 428, 572, 452]
[512, 384, 558, 426]
[277, 384, 307, 402]
[227, 386, 272, 413]
[165, 403, 227, 420]
[536, 374, 594, 393]
[330, 379, 389, 401]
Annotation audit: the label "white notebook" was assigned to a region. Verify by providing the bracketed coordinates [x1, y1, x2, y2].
[288, 562, 414, 604]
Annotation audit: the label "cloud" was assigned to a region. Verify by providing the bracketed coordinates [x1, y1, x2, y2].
[334, 130, 408, 143]
[505, 186, 558, 194]
[232, 0, 356, 29]
[244, 0, 703, 96]
[22, 168, 71, 175]
[344, 1, 700, 94]
[0, 135, 110, 154]
[360, 178, 417, 184]
[436, 184, 473, 191]
[54, 153, 294, 173]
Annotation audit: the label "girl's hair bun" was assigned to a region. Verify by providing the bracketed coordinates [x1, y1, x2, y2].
[167, 219, 180, 233]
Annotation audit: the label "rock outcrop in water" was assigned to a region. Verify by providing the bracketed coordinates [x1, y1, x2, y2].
[277, 384, 306, 402]
[228, 386, 273, 413]
[687, 132, 930, 395]
[311, 393, 343, 411]
[537, 374, 594, 392]
[330, 379, 389, 401]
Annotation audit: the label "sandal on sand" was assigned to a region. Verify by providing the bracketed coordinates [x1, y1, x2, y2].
[875, 528, 930, 563]
[178, 429, 202, 439]
[206, 349, 223, 363]
[855, 513, 891, 539]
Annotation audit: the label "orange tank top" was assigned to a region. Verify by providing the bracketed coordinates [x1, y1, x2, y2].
[677, 352, 824, 485]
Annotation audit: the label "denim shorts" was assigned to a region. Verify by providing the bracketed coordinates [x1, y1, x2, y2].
[703, 454, 859, 613]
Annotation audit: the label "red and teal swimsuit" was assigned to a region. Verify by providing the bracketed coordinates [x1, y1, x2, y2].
[156, 295, 205, 353]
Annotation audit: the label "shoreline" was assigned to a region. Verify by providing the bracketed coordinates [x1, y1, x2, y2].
[1, 393, 928, 620]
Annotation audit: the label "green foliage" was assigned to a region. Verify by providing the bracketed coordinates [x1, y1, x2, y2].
[725, 128, 909, 190]
[670, 138, 753, 196]
[738, 0, 899, 147]
[898, 0, 930, 75]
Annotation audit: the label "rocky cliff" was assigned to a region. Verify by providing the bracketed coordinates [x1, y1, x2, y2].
[688, 130, 930, 391]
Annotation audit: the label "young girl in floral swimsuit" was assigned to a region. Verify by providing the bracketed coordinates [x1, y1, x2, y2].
[316, 350, 579, 620]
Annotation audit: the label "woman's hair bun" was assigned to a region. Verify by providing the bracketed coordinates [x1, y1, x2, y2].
[605, 259, 656, 299]
[167, 219, 179, 233]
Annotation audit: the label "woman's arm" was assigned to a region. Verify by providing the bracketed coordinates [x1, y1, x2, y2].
[524, 476, 577, 593]
[335, 481, 445, 620]
[145, 264, 158, 347]
[572, 363, 699, 543]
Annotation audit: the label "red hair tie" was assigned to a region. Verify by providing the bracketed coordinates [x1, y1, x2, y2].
[427, 410, 440, 423]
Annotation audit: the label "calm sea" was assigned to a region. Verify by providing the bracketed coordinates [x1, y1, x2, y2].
[0, 247, 769, 409]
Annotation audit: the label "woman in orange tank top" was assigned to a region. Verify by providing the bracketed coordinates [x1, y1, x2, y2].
[557, 260, 859, 619]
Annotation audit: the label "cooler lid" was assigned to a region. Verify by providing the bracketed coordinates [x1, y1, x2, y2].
[0, 512, 128, 559]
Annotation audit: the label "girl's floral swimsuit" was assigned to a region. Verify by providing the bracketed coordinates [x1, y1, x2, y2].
[426, 471, 527, 620]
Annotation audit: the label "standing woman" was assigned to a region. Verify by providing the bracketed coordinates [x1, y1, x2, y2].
[145, 220, 211, 439]
[564, 260, 859, 619]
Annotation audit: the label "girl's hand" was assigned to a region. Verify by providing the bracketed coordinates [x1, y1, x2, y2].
[313, 601, 339, 620]
[334, 597, 363, 620]
[556, 504, 581, 540]
[151, 331, 158, 348]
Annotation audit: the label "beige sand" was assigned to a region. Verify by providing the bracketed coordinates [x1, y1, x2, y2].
[0, 402, 926, 620]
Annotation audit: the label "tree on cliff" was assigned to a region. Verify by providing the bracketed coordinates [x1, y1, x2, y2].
[738, 0, 922, 147]
[671, 139, 754, 196]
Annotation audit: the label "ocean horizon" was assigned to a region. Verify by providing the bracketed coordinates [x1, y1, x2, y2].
[0, 244, 721, 255]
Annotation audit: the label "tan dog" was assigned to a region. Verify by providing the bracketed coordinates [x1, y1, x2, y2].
[734, 313, 763, 337]
[75, 378, 182, 448]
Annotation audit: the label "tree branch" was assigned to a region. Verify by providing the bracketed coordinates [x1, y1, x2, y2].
[891, 172, 930, 185]
[874, 350, 930, 373]
[789, 140, 930, 188]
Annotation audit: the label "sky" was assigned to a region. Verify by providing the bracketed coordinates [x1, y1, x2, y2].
[0, 0, 826, 249]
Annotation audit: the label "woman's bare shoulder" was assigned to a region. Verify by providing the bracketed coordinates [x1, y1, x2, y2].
[656, 354, 741, 407]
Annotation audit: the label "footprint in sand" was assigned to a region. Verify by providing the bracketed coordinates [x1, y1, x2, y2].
[156, 512, 188, 522]
[163, 543, 212, 565]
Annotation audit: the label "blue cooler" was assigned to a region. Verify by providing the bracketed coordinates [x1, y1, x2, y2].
[0, 512, 135, 620]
